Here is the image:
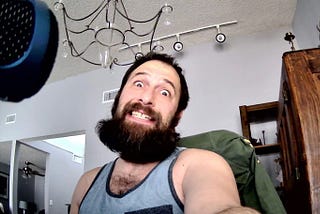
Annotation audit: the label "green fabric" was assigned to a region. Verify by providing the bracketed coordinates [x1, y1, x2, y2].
[178, 129, 286, 214]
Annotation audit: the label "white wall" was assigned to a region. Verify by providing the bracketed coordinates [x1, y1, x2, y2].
[293, 0, 320, 49]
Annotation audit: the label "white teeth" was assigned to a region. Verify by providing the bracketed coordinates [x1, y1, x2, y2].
[132, 111, 151, 120]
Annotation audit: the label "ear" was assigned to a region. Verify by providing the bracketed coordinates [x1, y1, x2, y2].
[172, 111, 184, 128]
[176, 111, 184, 121]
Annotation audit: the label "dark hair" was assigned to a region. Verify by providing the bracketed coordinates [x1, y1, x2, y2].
[111, 52, 189, 117]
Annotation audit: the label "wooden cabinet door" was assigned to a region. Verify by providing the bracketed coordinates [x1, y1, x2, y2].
[278, 81, 310, 213]
[278, 48, 320, 213]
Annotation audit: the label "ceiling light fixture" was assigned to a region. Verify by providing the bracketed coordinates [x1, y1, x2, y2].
[173, 34, 183, 52]
[54, 0, 173, 68]
[152, 40, 164, 52]
[122, 20, 237, 54]
[22, 166, 32, 179]
[215, 25, 226, 43]
[21, 161, 45, 179]
[135, 43, 144, 60]
[54, 0, 237, 68]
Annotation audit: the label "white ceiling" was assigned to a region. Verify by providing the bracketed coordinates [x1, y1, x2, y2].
[45, 0, 297, 84]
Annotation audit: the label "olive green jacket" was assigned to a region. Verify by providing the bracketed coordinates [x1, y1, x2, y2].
[179, 129, 286, 214]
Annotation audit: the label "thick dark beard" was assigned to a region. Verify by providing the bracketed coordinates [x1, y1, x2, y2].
[96, 103, 180, 163]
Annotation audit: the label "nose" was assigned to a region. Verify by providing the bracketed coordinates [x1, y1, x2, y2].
[139, 88, 155, 106]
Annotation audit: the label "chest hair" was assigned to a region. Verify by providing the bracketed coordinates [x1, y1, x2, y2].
[109, 174, 142, 195]
[109, 161, 158, 195]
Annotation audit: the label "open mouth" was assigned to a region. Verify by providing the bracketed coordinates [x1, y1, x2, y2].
[131, 111, 152, 121]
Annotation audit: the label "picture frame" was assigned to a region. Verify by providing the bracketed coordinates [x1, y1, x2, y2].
[0, 172, 9, 199]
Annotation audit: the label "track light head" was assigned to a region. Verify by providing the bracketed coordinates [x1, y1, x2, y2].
[173, 41, 183, 52]
[134, 43, 144, 60]
[135, 52, 144, 60]
[215, 25, 226, 43]
[173, 34, 183, 52]
[152, 40, 164, 52]
[215, 33, 226, 43]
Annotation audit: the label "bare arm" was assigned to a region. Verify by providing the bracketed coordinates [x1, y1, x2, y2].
[70, 167, 101, 214]
[175, 149, 259, 213]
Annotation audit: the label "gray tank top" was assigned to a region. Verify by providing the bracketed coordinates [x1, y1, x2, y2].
[79, 148, 184, 214]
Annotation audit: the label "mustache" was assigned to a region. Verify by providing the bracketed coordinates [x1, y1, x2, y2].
[120, 102, 161, 122]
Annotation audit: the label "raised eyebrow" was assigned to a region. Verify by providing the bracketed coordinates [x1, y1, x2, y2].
[162, 78, 176, 93]
[131, 71, 177, 93]
[129, 72, 147, 81]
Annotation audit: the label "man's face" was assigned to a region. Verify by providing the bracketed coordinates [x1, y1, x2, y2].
[116, 60, 181, 130]
[96, 60, 183, 163]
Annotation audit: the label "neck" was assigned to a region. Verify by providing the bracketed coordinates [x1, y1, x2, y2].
[117, 158, 160, 172]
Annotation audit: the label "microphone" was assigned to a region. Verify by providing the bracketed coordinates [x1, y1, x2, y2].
[0, 0, 59, 102]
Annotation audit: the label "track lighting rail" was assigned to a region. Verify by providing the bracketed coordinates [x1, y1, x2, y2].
[121, 20, 238, 50]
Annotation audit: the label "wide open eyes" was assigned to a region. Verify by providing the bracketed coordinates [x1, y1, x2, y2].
[160, 89, 170, 97]
[134, 81, 144, 88]
[133, 80, 171, 97]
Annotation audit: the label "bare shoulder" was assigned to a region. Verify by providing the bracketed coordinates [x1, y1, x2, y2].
[173, 148, 240, 213]
[70, 167, 102, 214]
[80, 167, 102, 184]
[175, 148, 234, 183]
[177, 148, 229, 166]
[76, 166, 102, 196]
[179, 147, 224, 157]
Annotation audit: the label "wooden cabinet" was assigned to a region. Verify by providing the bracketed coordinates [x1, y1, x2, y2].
[278, 48, 320, 213]
[239, 101, 280, 155]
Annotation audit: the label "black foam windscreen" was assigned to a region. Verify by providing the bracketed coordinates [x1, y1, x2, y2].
[0, 0, 59, 102]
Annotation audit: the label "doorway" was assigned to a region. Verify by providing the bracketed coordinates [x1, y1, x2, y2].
[1, 131, 85, 214]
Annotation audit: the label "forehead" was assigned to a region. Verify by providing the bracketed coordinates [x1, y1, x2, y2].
[128, 60, 181, 88]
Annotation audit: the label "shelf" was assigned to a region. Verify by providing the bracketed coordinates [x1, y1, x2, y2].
[254, 143, 280, 155]
[245, 101, 279, 123]
[239, 101, 280, 155]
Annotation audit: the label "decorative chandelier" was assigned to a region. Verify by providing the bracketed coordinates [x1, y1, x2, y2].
[54, 0, 174, 68]
[54, 0, 238, 69]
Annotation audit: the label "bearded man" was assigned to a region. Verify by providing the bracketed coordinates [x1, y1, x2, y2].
[70, 52, 259, 214]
